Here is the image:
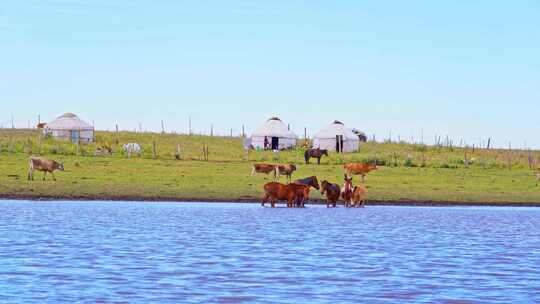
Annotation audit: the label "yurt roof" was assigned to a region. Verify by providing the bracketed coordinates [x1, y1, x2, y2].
[252, 117, 297, 139]
[314, 121, 358, 140]
[46, 113, 94, 131]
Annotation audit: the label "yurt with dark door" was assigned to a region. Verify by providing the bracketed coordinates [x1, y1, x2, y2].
[251, 117, 297, 150]
[44, 113, 94, 143]
[312, 120, 359, 153]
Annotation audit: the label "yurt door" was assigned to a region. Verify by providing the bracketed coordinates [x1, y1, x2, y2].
[271, 137, 279, 150]
[71, 130, 80, 144]
[336, 135, 344, 153]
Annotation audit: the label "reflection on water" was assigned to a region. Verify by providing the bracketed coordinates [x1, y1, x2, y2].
[0, 201, 539, 303]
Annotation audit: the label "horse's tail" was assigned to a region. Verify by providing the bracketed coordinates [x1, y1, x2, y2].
[304, 150, 310, 163]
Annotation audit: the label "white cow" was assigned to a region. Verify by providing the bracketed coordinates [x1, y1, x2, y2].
[123, 143, 142, 156]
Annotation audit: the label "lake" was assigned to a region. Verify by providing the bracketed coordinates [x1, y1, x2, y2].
[0, 201, 539, 303]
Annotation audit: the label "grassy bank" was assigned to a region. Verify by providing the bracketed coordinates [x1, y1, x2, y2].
[1, 129, 540, 205]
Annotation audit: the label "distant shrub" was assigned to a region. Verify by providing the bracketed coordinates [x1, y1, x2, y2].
[403, 157, 416, 167]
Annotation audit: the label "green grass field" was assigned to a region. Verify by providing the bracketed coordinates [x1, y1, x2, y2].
[1, 129, 540, 205]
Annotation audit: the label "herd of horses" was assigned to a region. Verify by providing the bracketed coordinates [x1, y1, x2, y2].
[254, 148, 378, 208]
[26, 148, 378, 208]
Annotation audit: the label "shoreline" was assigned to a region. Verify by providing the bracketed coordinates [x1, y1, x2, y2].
[2, 194, 539, 207]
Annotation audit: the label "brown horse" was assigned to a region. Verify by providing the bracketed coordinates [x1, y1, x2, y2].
[341, 175, 354, 207]
[262, 182, 310, 208]
[304, 148, 328, 165]
[320, 180, 341, 208]
[352, 185, 367, 208]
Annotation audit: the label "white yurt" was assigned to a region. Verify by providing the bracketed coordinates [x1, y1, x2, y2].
[312, 120, 360, 153]
[251, 117, 297, 150]
[44, 113, 94, 143]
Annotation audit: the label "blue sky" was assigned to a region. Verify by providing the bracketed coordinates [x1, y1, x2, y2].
[1, 1, 539, 147]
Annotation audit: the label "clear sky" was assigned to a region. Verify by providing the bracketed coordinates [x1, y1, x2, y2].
[1, 1, 539, 148]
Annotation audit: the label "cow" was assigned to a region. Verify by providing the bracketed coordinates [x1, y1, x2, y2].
[344, 163, 378, 183]
[276, 164, 297, 183]
[351, 184, 367, 208]
[123, 143, 141, 157]
[262, 182, 310, 208]
[252, 163, 279, 180]
[320, 180, 341, 208]
[28, 156, 64, 181]
[341, 175, 354, 207]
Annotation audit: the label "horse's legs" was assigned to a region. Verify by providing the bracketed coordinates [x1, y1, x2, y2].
[262, 194, 269, 206]
[361, 174, 365, 183]
[52, 172, 56, 181]
[317, 157, 321, 165]
[43, 171, 47, 181]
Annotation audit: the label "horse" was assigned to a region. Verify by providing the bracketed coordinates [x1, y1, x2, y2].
[294, 176, 320, 207]
[262, 182, 310, 208]
[320, 180, 341, 208]
[351, 184, 367, 208]
[341, 174, 354, 207]
[304, 148, 328, 165]
[294, 176, 320, 190]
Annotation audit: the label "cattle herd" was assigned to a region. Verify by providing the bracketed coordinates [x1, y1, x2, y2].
[252, 161, 378, 208]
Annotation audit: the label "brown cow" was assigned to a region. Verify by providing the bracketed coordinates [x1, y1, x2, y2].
[28, 156, 64, 181]
[351, 184, 367, 208]
[251, 163, 279, 180]
[276, 164, 297, 183]
[341, 175, 354, 207]
[320, 180, 341, 208]
[262, 182, 310, 208]
[344, 163, 378, 183]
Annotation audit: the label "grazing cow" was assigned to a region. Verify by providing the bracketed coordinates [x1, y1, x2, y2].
[341, 175, 354, 207]
[320, 180, 341, 208]
[277, 164, 297, 183]
[304, 148, 329, 165]
[28, 156, 64, 181]
[123, 143, 142, 157]
[251, 163, 279, 180]
[262, 182, 310, 208]
[351, 184, 367, 208]
[344, 163, 378, 183]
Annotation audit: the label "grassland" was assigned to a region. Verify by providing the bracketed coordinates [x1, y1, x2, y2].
[1, 129, 540, 205]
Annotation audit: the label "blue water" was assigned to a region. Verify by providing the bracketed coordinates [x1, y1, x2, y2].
[0, 201, 539, 303]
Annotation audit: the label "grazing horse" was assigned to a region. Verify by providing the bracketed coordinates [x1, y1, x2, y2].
[262, 182, 310, 208]
[351, 185, 367, 208]
[341, 175, 354, 207]
[320, 180, 341, 208]
[294, 176, 320, 207]
[304, 148, 328, 165]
